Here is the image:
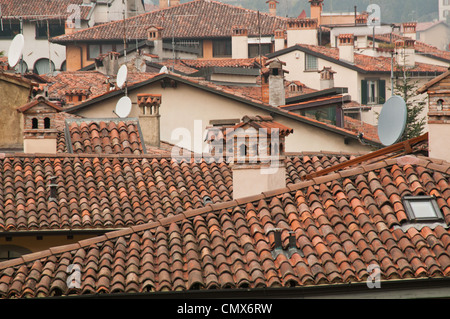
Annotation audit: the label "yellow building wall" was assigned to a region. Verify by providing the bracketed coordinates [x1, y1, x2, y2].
[0, 77, 30, 149]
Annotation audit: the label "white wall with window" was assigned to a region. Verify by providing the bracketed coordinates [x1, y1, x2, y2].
[0, 20, 89, 75]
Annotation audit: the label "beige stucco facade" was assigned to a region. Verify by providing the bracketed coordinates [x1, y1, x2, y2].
[70, 78, 373, 154]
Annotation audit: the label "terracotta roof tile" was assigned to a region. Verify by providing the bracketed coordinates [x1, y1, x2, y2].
[296, 43, 448, 74]
[2, 151, 450, 297]
[0, 0, 92, 21]
[51, 0, 289, 43]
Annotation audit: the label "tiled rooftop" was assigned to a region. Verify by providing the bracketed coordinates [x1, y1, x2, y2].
[51, 0, 289, 43]
[64, 119, 146, 155]
[0, 0, 92, 21]
[1, 153, 450, 297]
[295, 44, 448, 74]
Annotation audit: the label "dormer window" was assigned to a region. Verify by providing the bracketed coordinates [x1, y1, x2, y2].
[403, 196, 444, 222]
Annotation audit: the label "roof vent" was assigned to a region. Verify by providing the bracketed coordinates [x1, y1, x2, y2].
[268, 228, 304, 258]
[48, 176, 58, 202]
[203, 195, 213, 205]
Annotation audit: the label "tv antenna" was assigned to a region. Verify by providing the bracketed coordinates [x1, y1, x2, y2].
[8, 33, 25, 73]
[377, 95, 407, 146]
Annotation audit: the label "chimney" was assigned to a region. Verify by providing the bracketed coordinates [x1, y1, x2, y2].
[64, 88, 91, 105]
[137, 94, 161, 148]
[160, 0, 178, 9]
[395, 39, 416, 68]
[65, 20, 76, 35]
[226, 115, 293, 199]
[309, 0, 323, 26]
[147, 26, 164, 60]
[402, 22, 417, 41]
[286, 18, 318, 47]
[231, 26, 249, 59]
[95, 51, 120, 77]
[338, 34, 355, 64]
[356, 12, 368, 25]
[274, 29, 285, 52]
[266, 0, 279, 17]
[17, 96, 62, 154]
[318, 66, 336, 90]
[262, 59, 287, 107]
[421, 70, 450, 160]
[159, 0, 168, 9]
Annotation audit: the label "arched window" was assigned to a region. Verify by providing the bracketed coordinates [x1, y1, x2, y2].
[32, 118, 38, 129]
[437, 99, 444, 111]
[33, 58, 55, 75]
[44, 117, 51, 129]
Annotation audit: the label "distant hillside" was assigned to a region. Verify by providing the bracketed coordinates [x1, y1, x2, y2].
[173, 0, 439, 23]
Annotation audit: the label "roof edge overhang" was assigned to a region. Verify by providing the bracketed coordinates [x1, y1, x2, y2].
[44, 276, 450, 299]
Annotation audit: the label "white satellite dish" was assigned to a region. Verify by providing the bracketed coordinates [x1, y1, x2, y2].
[8, 34, 25, 68]
[116, 65, 128, 89]
[159, 66, 168, 74]
[114, 96, 132, 118]
[377, 95, 407, 146]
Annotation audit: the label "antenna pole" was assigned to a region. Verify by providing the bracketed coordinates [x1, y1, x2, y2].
[123, 0, 127, 62]
[19, 17, 23, 75]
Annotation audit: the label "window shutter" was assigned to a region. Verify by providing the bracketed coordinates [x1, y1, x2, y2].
[361, 80, 368, 105]
[378, 79, 386, 104]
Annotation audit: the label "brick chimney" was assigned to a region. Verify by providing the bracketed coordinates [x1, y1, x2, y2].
[318, 66, 336, 90]
[309, 0, 323, 26]
[286, 18, 318, 47]
[231, 26, 249, 59]
[402, 22, 417, 41]
[395, 39, 416, 68]
[338, 34, 355, 64]
[95, 51, 120, 77]
[137, 94, 161, 148]
[17, 96, 62, 154]
[262, 59, 287, 107]
[224, 115, 293, 199]
[266, 0, 279, 17]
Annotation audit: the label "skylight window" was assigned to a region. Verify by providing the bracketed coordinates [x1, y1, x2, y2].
[402, 196, 443, 222]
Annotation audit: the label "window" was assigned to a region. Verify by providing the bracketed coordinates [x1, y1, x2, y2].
[305, 54, 318, 71]
[0, 24, 20, 39]
[213, 39, 232, 57]
[35, 23, 65, 39]
[403, 196, 443, 222]
[87, 43, 125, 60]
[44, 117, 51, 129]
[32, 118, 38, 129]
[248, 44, 271, 58]
[361, 79, 386, 105]
[33, 58, 55, 75]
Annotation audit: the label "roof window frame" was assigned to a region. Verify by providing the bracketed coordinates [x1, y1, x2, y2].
[402, 195, 444, 223]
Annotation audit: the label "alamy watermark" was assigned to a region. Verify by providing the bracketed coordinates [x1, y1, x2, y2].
[366, 264, 381, 289]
